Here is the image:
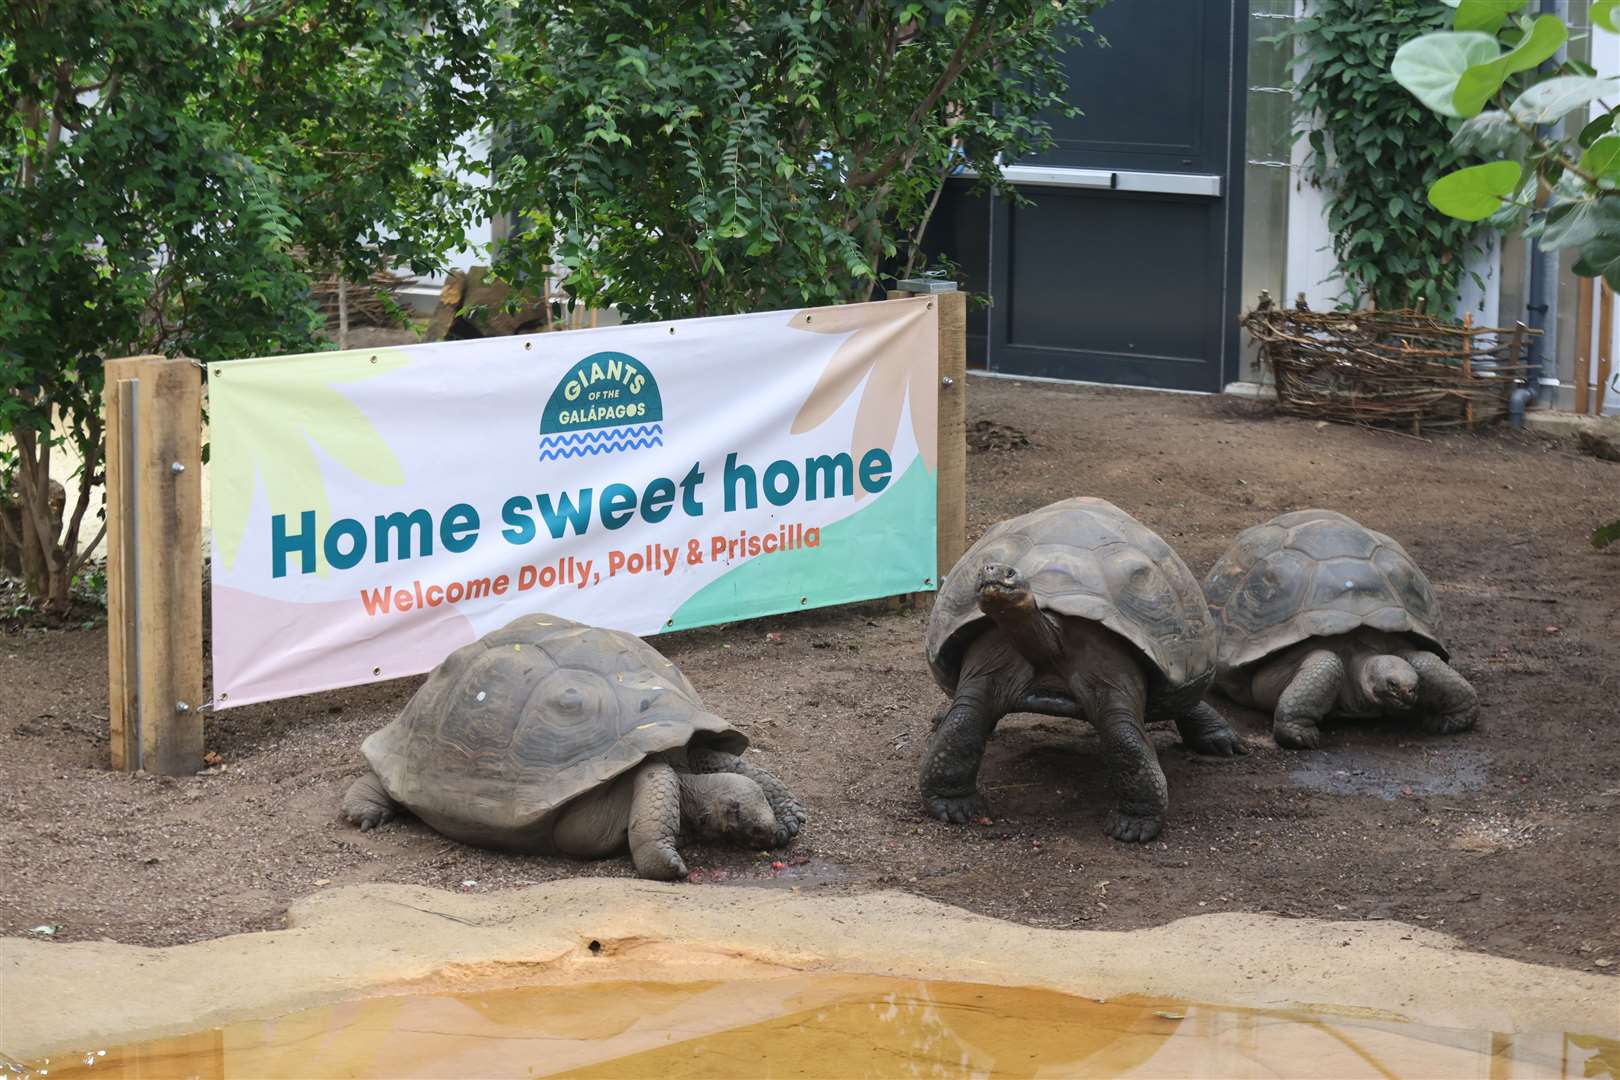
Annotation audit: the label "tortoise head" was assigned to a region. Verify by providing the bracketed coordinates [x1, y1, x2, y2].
[975, 562, 1034, 616]
[686, 772, 778, 849]
[1361, 654, 1419, 711]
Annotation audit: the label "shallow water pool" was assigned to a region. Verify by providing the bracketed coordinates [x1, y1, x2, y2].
[12, 974, 1618, 1079]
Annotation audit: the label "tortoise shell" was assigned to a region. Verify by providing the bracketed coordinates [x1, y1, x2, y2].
[361, 614, 745, 835]
[926, 497, 1216, 704]
[1202, 509, 1446, 677]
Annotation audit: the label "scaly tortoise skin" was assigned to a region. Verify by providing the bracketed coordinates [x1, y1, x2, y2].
[920, 497, 1244, 844]
[341, 614, 805, 879]
[1203, 509, 1476, 749]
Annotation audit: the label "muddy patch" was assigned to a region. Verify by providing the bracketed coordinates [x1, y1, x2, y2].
[1287, 746, 1490, 800]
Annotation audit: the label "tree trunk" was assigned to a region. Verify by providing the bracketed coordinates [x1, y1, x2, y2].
[337, 274, 351, 349]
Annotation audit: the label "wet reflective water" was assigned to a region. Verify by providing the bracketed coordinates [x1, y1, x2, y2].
[13, 975, 1618, 1079]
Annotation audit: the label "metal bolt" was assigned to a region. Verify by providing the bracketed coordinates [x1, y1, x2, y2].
[176, 701, 190, 713]
[170, 462, 185, 474]
[941, 376, 955, 387]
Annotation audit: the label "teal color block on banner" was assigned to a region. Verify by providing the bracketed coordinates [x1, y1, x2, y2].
[667, 458, 937, 631]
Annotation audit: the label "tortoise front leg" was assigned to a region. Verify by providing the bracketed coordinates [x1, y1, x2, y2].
[628, 759, 687, 880]
[1086, 692, 1168, 843]
[919, 679, 1005, 824]
[342, 772, 399, 831]
[1400, 650, 1479, 735]
[686, 748, 806, 845]
[1273, 650, 1344, 750]
[1176, 701, 1248, 757]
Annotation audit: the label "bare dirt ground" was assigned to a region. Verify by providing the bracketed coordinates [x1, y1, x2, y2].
[2, 379, 1616, 975]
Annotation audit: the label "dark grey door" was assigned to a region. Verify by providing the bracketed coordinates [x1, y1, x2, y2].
[986, 0, 1247, 393]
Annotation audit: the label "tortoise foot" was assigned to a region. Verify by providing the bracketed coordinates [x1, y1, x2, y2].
[1421, 709, 1477, 736]
[1273, 719, 1322, 750]
[342, 774, 398, 832]
[1193, 730, 1249, 757]
[924, 792, 986, 825]
[770, 807, 806, 848]
[1103, 809, 1163, 844]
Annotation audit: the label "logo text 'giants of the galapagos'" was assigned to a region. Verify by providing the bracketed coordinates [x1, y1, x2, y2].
[539, 351, 663, 460]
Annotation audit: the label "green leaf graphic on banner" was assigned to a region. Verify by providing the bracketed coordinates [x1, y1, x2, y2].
[211, 349, 409, 573]
[667, 456, 935, 631]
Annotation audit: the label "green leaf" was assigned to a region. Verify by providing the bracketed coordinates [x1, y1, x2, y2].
[1392, 32, 1502, 118]
[1594, 0, 1620, 33]
[1510, 76, 1619, 125]
[1427, 161, 1523, 220]
[1581, 135, 1620, 179]
[1593, 517, 1620, 549]
[1451, 110, 1526, 156]
[1579, 111, 1616, 148]
[1572, 235, 1620, 290]
[1452, 0, 1526, 34]
[1537, 197, 1620, 249]
[1452, 15, 1567, 116]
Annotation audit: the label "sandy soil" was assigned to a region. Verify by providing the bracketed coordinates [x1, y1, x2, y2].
[6, 880, 1616, 1061]
[1, 379, 1616, 975]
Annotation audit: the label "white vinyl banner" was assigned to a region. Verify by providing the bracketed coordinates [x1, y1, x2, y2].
[208, 298, 939, 707]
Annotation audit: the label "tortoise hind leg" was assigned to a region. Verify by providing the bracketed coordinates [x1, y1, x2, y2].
[342, 772, 399, 831]
[628, 759, 687, 880]
[1400, 650, 1478, 735]
[686, 748, 806, 845]
[1175, 701, 1248, 757]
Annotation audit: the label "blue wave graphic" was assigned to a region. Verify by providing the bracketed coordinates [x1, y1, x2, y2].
[538, 423, 663, 448]
[538, 424, 664, 460]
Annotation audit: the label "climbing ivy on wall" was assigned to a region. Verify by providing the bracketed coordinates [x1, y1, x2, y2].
[1279, 1, 1482, 312]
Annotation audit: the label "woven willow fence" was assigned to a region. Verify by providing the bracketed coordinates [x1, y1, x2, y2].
[1243, 295, 1540, 432]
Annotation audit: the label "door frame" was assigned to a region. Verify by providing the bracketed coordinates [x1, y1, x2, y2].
[984, 0, 1249, 393]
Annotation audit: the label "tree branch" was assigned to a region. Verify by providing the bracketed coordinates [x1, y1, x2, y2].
[846, 0, 995, 189]
[66, 524, 107, 578]
[60, 414, 101, 567]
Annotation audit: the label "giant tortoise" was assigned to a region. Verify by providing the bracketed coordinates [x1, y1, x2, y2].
[921, 497, 1245, 843]
[342, 614, 805, 879]
[1203, 509, 1477, 749]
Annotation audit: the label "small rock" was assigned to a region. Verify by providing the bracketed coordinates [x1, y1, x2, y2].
[1595, 958, 1614, 968]
[313, 879, 331, 887]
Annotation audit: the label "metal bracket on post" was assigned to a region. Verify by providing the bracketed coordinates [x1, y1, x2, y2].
[894, 276, 960, 294]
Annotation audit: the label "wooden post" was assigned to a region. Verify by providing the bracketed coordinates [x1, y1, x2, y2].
[103, 355, 205, 775]
[1598, 282, 1614, 415]
[934, 289, 968, 580]
[1576, 276, 1594, 416]
[1461, 313, 1474, 430]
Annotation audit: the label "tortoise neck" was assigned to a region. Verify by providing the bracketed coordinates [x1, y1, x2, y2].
[977, 588, 1064, 671]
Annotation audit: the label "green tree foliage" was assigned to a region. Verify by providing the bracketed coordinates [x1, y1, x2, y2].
[1278, 1, 1482, 311]
[1, 1, 488, 610]
[486, 0, 1101, 322]
[1390, 2, 1619, 547]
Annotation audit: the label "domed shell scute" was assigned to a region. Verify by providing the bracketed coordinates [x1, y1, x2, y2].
[1203, 509, 1446, 676]
[926, 498, 1216, 703]
[363, 614, 744, 833]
